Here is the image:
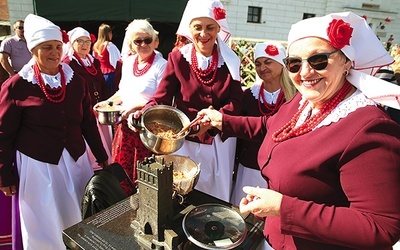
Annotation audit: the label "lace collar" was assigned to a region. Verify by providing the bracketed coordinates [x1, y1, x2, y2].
[180, 43, 225, 69]
[296, 89, 377, 129]
[19, 62, 74, 88]
[250, 82, 281, 104]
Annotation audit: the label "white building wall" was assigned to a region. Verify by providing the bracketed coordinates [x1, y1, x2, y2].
[7, 0, 33, 35]
[223, 0, 400, 44]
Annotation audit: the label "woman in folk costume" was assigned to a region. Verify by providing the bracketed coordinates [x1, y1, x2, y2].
[94, 19, 167, 195]
[92, 23, 121, 95]
[231, 41, 296, 206]
[0, 14, 108, 249]
[136, 0, 243, 202]
[198, 12, 400, 249]
[63, 27, 112, 170]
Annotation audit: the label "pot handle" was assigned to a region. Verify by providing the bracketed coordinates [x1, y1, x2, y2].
[127, 114, 143, 131]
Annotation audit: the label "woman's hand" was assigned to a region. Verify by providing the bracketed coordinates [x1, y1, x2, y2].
[0, 185, 17, 196]
[120, 103, 145, 120]
[127, 111, 143, 132]
[197, 107, 223, 131]
[239, 186, 283, 218]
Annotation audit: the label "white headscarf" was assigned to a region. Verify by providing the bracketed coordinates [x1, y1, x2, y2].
[63, 27, 91, 61]
[287, 12, 400, 110]
[254, 41, 286, 66]
[176, 0, 241, 81]
[24, 13, 62, 51]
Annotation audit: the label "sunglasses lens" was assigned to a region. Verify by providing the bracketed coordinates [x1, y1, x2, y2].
[308, 54, 329, 70]
[134, 38, 153, 45]
[285, 58, 302, 73]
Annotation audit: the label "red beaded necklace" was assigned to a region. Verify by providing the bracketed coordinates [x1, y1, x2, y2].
[73, 52, 98, 76]
[133, 52, 156, 77]
[272, 81, 352, 142]
[190, 45, 219, 85]
[258, 84, 285, 116]
[33, 63, 66, 103]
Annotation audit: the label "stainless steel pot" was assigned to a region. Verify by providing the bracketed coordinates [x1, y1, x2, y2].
[129, 105, 191, 154]
[95, 106, 122, 125]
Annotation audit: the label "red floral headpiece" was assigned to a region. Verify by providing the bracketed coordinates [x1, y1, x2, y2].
[213, 7, 226, 20]
[61, 30, 69, 43]
[90, 34, 97, 43]
[327, 19, 353, 50]
[265, 45, 279, 56]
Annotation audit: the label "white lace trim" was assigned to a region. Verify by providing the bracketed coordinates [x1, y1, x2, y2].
[180, 43, 225, 69]
[19, 62, 74, 88]
[250, 82, 281, 104]
[296, 89, 376, 128]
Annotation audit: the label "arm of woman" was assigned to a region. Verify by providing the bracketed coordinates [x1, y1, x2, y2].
[0, 78, 22, 188]
[107, 43, 121, 69]
[279, 118, 400, 248]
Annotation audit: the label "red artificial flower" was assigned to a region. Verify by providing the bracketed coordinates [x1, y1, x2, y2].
[327, 19, 353, 49]
[61, 30, 69, 43]
[90, 34, 97, 43]
[213, 7, 226, 20]
[385, 17, 391, 23]
[265, 45, 279, 56]
[362, 15, 367, 21]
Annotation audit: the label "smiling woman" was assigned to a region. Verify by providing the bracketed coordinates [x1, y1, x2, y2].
[136, 0, 244, 203]
[0, 14, 109, 249]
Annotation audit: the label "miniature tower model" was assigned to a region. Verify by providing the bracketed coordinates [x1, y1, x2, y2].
[133, 155, 174, 242]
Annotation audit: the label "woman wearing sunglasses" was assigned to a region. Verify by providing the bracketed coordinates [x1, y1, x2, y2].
[133, 0, 243, 203]
[63, 27, 113, 170]
[198, 12, 400, 249]
[94, 19, 166, 195]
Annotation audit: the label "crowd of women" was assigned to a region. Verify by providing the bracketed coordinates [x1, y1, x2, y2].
[0, 0, 399, 249]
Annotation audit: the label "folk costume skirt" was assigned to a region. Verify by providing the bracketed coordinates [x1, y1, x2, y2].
[15, 149, 93, 250]
[173, 135, 236, 203]
[0, 193, 12, 250]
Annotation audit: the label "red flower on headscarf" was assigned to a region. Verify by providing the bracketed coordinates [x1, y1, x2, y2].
[327, 19, 353, 49]
[90, 34, 97, 43]
[213, 7, 226, 20]
[61, 30, 69, 43]
[265, 45, 279, 56]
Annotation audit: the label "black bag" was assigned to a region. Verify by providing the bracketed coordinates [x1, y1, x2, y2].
[81, 163, 134, 219]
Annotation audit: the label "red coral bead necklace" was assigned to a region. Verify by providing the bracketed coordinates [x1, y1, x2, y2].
[258, 83, 285, 116]
[73, 52, 98, 76]
[133, 52, 156, 77]
[33, 63, 66, 103]
[190, 45, 219, 85]
[272, 81, 352, 142]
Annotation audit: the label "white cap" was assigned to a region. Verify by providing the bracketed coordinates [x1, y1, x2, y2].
[287, 12, 400, 110]
[254, 41, 286, 67]
[24, 14, 62, 51]
[68, 27, 90, 44]
[176, 0, 240, 81]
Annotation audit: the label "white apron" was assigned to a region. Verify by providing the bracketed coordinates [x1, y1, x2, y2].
[16, 149, 93, 250]
[173, 135, 236, 202]
[230, 162, 268, 206]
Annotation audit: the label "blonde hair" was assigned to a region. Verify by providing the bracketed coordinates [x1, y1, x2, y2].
[125, 19, 157, 53]
[280, 69, 297, 101]
[93, 23, 112, 55]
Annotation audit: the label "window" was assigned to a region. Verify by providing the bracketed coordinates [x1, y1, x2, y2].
[303, 13, 316, 19]
[247, 6, 262, 23]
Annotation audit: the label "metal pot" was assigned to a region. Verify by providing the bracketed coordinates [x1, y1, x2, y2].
[95, 106, 122, 125]
[129, 105, 190, 154]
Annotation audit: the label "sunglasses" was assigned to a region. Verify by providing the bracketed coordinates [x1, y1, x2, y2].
[16, 26, 24, 30]
[76, 39, 92, 46]
[133, 37, 153, 46]
[283, 50, 339, 73]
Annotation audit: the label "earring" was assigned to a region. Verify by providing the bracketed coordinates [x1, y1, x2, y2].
[345, 70, 349, 76]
